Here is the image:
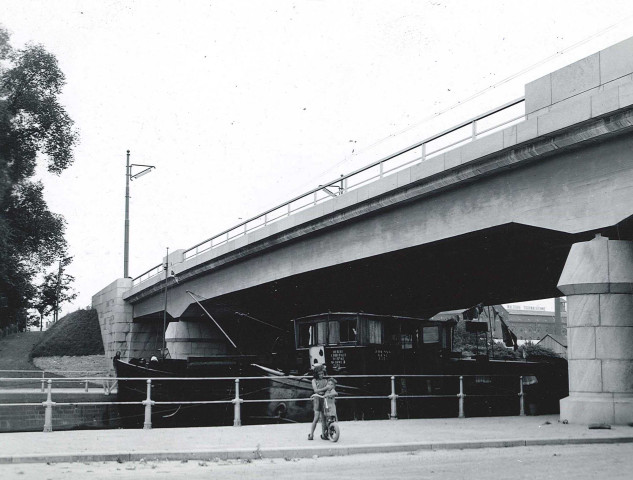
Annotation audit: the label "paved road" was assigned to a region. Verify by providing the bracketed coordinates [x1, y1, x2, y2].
[2, 443, 632, 480]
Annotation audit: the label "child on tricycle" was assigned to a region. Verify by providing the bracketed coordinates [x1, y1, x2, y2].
[309, 374, 340, 442]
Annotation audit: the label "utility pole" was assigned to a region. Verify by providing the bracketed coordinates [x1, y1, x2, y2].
[124, 150, 130, 278]
[124, 150, 155, 278]
[163, 247, 169, 359]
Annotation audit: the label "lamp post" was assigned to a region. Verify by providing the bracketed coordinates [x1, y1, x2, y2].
[124, 150, 155, 278]
[163, 246, 169, 358]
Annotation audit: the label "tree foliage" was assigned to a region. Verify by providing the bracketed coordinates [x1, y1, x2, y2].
[0, 26, 78, 329]
[452, 320, 563, 361]
[32, 256, 77, 330]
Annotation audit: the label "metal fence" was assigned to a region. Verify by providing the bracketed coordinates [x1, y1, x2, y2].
[0, 373, 530, 432]
[0, 369, 113, 393]
[133, 98, 525, 286]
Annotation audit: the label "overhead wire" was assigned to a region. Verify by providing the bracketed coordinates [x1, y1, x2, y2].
[293, 14, 633, 193]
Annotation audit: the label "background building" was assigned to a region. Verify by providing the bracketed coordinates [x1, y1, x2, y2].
[433, 299, 568, 352]
[502, 300, 567, 341]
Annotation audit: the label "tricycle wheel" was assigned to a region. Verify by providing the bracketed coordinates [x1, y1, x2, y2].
[328, 422, 340, 442]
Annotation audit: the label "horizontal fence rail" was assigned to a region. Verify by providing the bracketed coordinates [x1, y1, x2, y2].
[133, 98, 525, 286]
[0, 373, 532, 432]
[0, 370, 115, 394]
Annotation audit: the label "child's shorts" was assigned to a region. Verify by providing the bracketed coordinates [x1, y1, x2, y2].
[312, 396, 324, 412]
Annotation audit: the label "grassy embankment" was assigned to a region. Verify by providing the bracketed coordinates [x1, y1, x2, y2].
[30, 308, 107, 375]
[30, 308, 104, 358]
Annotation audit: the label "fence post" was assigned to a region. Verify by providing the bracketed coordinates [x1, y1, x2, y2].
[41, 371, 45, 392]
[458, 376, 465, 418]
[142, 379, 154, 429]
[519, 376, 525, 416]
[388, 376, 398, 420]
[84, 378, 89, 392]
[233, 378, 243, 426]
[42, 379, 55, 432]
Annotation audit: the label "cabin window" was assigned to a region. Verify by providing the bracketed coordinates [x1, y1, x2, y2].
[400, 334, 413, 349]
[298, 322, 327, 347]
[422, 326, 439, 344]
[328, 321, 340, 344]
[328, 319, 357, 344]
[400, 323, 417, 350]
[384, 322, 400, 346]
[442, 326, 451, 349]
[317, 321, 327, 344]
[367, 319, 383, 344]
[298, 323, 314, 347]
[340, 319, 357, 343]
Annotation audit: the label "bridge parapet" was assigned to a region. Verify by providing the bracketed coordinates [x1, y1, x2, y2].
[527, 37, 633, 117]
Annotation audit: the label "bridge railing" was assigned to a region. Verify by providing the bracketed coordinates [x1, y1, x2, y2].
[133, 98, 525, 286]
[0, 372, 534, 431]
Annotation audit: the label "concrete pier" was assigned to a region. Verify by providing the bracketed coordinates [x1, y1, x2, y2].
[558, 234, 633, 425]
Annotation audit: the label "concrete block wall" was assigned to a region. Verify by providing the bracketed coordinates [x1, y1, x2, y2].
[525, 37, 633, 120]
[92, 278, 133, 367]
[558, 235, 633, 424]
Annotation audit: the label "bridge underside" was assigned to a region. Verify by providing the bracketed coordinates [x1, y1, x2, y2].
[134, 216, 633, 327]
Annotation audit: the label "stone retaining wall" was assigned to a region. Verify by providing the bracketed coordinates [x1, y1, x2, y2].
[0, 392, 122, 433]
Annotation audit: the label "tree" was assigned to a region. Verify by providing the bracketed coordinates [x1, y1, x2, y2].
[517, 342, 564, 363]
[0, 26, 78, 330]
[32, 256, 76, 330]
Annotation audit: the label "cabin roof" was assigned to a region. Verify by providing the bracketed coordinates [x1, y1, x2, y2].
[292, 312, 454, 324]
[291, 312, 455, 326]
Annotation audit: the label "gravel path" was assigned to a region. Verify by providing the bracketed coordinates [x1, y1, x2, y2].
[0, 333, 108, 388]
[33, 355, 109, 376]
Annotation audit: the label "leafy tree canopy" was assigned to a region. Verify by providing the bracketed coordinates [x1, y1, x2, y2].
[32, 256, 77, 330]
[0, 26, 78, 329]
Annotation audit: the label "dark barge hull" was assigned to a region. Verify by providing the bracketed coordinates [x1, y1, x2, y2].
[114, 310, 568, 426]
[115, 356, 567, 426]
[114, 357, 270, 428]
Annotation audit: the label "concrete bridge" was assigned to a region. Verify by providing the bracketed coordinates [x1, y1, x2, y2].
[94, 37, 633, 425]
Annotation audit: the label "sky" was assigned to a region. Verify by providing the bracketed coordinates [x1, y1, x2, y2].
[3, 0, 633, 317]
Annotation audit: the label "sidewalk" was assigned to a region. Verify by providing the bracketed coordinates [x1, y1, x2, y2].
[1, 415, 633, 464]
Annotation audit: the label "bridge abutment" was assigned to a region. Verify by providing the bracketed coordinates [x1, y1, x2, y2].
[92, 278, 133, 371]
[92, 278, 163, 369]
[558, 234, 633, 425]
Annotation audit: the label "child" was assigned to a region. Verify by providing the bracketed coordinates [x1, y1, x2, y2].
[323, 377, 338, 421]
[308, 365, 327, 440]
